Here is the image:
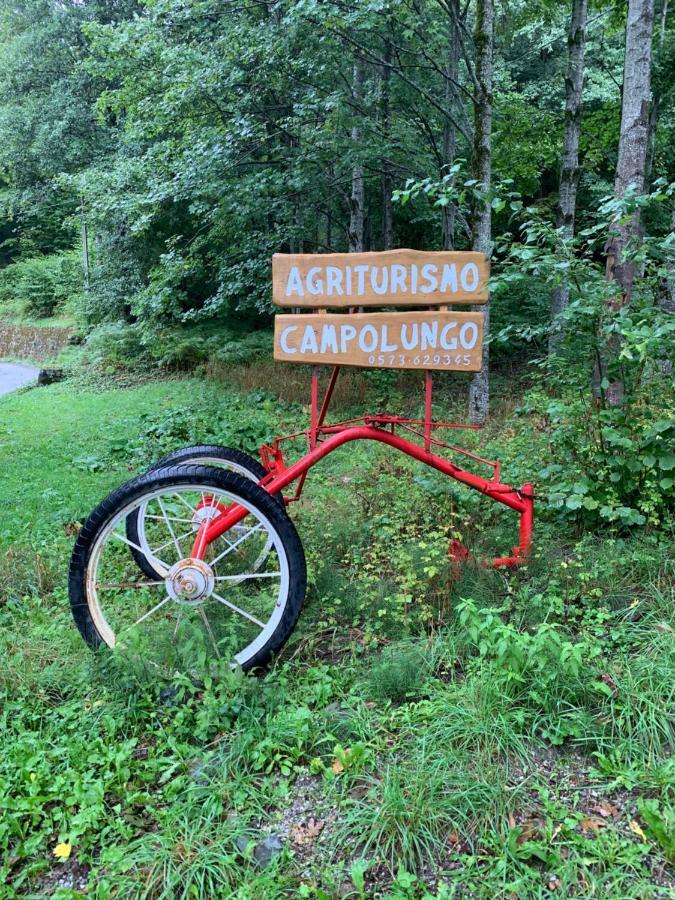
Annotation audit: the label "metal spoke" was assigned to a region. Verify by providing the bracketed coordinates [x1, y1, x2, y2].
[96, 579, 165, 590]
[211, 591, 265, 628]
[145, 514, 195, 524]
[209, 523, 264, 567]
[173, 491, 201, 515]
[132, 594, 171, 628]
[198, 607, 222, 658]
[158, 496, 183, 559]
[173, 610, 184, 639]
[151, 529, 194, 556]
[214, 572, 280, 582]
[111, 530, 170, 576]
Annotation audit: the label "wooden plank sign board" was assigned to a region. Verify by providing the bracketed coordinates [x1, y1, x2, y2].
[273, 249, 488, 307]
[274, 311, 484, 372]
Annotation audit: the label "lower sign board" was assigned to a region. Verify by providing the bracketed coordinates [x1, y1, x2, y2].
[274, 311, 484, 371]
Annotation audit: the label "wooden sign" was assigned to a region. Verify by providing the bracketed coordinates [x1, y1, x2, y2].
[273, 249, 488, 307]
[274, 310, 484, 371]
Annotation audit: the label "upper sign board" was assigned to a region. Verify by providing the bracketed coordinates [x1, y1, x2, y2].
[272, 249, 489, 307]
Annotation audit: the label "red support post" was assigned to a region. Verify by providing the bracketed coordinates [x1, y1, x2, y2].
[424, 370, 433, 452]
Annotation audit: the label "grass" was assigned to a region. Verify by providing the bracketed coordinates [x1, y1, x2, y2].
[0, 365, 673, 897]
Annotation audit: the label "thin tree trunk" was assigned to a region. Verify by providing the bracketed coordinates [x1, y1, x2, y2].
[82, 220, 90, 293]
[349, 52, 366, 253]
[645, 0, 669, 183]
[442, 0, 460, 250]
[468, 0, 493, 425]
[381, 40, 394, 250]
[659, 0, 669, 44]
[549, 0, 587, 355]
[595, 0, 655, 405]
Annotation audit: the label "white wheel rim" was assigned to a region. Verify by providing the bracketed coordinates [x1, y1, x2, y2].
[87, 481, 291, 669]
[134, 456, 274, 577]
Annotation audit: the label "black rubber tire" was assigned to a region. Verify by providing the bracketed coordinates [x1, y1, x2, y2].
[69, 464, 306, 672]
[127, 445, 283, 580]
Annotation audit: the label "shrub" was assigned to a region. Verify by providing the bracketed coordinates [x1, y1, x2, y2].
[0, 251, 82, 318]
[367, 645, 429, 703]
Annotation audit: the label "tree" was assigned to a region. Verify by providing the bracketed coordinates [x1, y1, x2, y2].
[468, 0, 494, 425]
[348, 51, 366, 253]
[549, 0, 588, 356]
[595, 0, 655, 405]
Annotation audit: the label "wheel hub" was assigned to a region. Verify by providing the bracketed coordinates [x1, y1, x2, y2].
[166, 558, 215, 606]
[191, 497, 227, 533]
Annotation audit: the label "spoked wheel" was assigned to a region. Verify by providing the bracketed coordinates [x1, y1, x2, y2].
[126, 446, 283, 580]
[69, 465, 306, 673]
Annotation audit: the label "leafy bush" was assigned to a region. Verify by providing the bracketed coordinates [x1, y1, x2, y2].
[83, 322, 148, 366]
[82, 320, 271, 371]
[522, 390, 675, 528]
[0, 251, 82, 318]
[367, 645, 429, 703]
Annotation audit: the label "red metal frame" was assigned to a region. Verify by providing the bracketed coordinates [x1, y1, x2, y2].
[191, 365, 534, 569]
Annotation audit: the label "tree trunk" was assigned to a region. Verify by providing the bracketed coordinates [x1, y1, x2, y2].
[349, 52, 365, 253]
[381, 40, 394, 250]
[595, 0, 655, 405]
[442, 0, 460, 250]
[549, 0, 587, 355]
[468, 0, 493, 425]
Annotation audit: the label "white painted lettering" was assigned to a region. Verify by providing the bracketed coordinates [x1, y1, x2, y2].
[460, 262, 479, 292]
[390, 263, 407, 294]
[340, 323, 357, 352]
[325, 265, 344, 296]
[300, 325, 319, 354]
[439, 264, 458, 293]
[280, 325, 297, 354]
[371, 266, 388, 295]
[420, 264, 438, 294]
[459, 321, 478, 349]
[440, 323, 457, 350]
[306, 267, 323, 295]
[354, 265, 369, 295]
[420, 320, 439, 350]
[401, 323, 419, 350]
[381, 325, 397, 352]
[285, 266, 304, 297]
[358, 324, 378, 353]
[320, 324, 338, 354]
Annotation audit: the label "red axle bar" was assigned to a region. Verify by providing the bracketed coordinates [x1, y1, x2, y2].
[193, 425, 534, 565]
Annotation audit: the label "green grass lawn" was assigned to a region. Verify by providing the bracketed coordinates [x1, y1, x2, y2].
[0, 369, 673, 898]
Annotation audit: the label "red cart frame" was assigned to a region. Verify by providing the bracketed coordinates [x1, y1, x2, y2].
[190, 364, 534, 569]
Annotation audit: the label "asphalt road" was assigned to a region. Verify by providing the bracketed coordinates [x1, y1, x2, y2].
[0, 362, 39, 396]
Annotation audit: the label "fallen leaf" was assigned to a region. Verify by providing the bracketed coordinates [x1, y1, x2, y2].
[595, 800, 619, 818]
[548, 875, 561, 890]
[448, 831, 461, 846]
[291, 818, 324, 847]
[331, 758, 345, 774]
[629, 819, 647, 840]
[599, 673, 618, 697]
[580, 817, 605, 833]
[508, 813, 517, 829]
[53, 842, 72, 859]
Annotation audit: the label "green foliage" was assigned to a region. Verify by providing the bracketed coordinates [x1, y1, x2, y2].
[367, 645, 429, 703]
[0, 251, 82, 319]
[530, 392, 675, 528]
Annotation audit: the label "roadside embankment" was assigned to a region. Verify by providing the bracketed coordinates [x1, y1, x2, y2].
[0, 322, 73, 362]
